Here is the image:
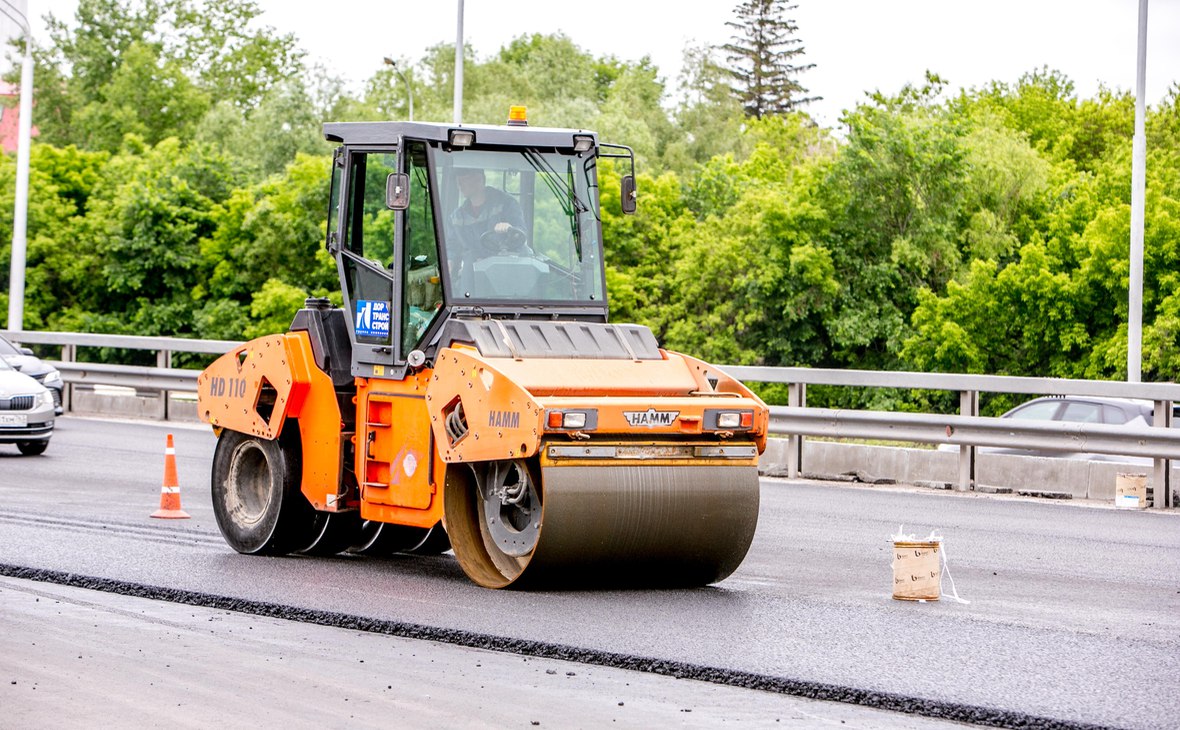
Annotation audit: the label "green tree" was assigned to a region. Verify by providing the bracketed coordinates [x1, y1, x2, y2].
[957, 68, 1133, 174]
[665, 44, 749, 172]
[722, 0, 816, 118]
[595, 58, 676, 168]
[70, 41, 210, 152]
[244, 279, 316, 338]
[34, 0, 302, 151]
[663, 182, 836, 366]
[195, 78, 329, 180]
[0, 146, 106, 328]
[195, 153, 336, 338]
[61, 137, 235, 335]
[600, 167, 693, 333]
[34, 0, 165, 145]
[167, 0, 303, 110]
[958, 120, 1051, 262]
[818, 77, 968, 367]
[901, 83, 1180, 383]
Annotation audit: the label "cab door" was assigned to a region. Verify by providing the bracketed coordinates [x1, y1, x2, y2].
[398, 140, 445, 358]
[335, 148, 401, 378]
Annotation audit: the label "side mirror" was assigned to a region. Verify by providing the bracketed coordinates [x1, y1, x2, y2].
[620, 175, 637, 215]
[19, 347, 33, 356]
[386, 172, 410, 210]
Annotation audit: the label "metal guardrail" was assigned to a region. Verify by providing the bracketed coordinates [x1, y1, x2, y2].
[54, 362, 201, 392]
[4, 330, 1175, 507]
[724, 365, 1180, 401]
[729, 365, 1175, 507]
[771, 407, 1180, 459]
[1, 330, 239, 356]
[1, 330, 230, 419]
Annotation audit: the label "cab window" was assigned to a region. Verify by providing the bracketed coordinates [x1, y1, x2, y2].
[344, 151, 398, 265]
[436, 148, 604, 304]
[401, 140, 443, 354]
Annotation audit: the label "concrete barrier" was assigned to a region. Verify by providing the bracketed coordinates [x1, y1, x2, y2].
[70, 390, 201, 423]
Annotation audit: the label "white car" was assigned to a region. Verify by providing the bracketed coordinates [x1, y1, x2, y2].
[943, 396, 1162, 464]
[0, 357, 55, 455]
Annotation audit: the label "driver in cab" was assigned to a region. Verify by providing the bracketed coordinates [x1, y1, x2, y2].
[450, 167, 526, 255]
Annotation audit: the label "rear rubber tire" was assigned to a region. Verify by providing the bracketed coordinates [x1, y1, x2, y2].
[211, 428, 317, 555]
[16, 440, 48, 456]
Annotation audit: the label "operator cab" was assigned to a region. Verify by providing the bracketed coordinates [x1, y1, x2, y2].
[323, 113, 635, 379]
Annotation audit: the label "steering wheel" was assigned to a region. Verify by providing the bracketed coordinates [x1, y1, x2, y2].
[478, 225, 529, 255]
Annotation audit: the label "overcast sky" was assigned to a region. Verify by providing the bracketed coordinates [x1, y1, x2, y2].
[19, 0, 1180, 128]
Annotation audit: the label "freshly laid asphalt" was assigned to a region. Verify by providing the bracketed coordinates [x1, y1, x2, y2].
[1, 416, 1177, 729]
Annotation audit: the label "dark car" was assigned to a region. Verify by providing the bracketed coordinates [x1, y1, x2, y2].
[0, 357, 55, 455]
[0, 334, 64, 415]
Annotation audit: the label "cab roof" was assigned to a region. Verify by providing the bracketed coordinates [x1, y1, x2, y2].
[322, 120, 598, 149]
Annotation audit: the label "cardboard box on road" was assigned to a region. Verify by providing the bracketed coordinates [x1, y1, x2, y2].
[892, 540, 941, 601]
[1115, 472, 1148, 509]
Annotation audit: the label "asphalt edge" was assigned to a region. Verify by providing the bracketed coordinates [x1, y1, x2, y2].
[0, 563, 1114, 730]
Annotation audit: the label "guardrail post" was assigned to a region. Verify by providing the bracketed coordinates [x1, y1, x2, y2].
[61, 343, 76, 413]
[787, 383, 806, 478]
[157, 349, 172, 421]
[1153, 399, 1173, 509]
[957, 390, 978, 492]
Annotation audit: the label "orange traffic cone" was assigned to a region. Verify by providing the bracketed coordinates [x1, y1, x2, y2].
[151, 434, 190, 519]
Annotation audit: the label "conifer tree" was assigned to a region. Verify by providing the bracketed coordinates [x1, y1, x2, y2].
[722, 0, 817, 118]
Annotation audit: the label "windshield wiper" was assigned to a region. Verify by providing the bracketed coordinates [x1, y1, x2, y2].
[522, 150, 587, 257]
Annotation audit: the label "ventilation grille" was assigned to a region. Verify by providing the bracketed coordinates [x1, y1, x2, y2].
[1, 396, 35, 411]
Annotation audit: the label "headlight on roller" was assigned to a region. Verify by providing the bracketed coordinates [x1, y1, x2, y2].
[719, 413, 741, 429]
[561, 412, 587, 429]
[706, 409, 754, 430]
[545, 409, 596, 431]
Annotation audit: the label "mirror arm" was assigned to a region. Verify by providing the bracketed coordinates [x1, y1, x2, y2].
[599, 143, 637, 214]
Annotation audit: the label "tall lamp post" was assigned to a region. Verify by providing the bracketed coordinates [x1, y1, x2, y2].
[454, 0, 464, 123]
[1127, 0, 1149, 382]
[382, 57, 413, 121]
[1, 0, 32, 332]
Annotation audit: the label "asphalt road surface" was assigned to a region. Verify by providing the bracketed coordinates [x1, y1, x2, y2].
[1, 416, 1178, 729]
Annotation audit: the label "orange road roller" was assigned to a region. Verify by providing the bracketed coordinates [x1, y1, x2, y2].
[197, 111, 768, 588]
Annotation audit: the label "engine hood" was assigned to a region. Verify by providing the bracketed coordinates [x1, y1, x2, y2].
[0, 368, 46, 397]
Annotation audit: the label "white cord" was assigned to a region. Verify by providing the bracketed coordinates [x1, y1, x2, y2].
[939, 541, 970, 604]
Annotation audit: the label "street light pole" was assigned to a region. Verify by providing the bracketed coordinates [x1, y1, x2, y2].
[454, 0, 464, 124]
[1127, 0, 1149, 382]
[1, 0, 32, 332]
[382, 57, 414, 121]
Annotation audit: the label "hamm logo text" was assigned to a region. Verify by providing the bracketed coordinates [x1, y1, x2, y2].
[623, 409, 679, 428]
[488, 410, 520, 429]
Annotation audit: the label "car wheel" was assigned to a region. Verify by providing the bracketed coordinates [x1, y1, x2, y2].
[16, 440, 48, 456]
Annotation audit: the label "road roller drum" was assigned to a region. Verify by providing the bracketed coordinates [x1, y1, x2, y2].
[445, 458, 760, 589]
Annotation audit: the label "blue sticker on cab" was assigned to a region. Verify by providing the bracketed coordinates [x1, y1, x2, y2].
[355, 299, 391, 339]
